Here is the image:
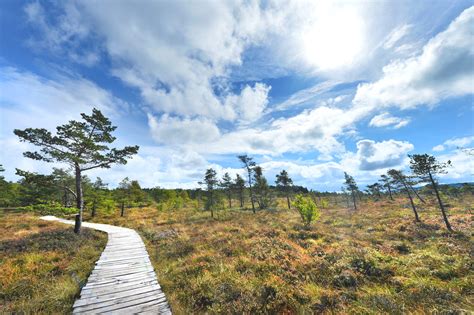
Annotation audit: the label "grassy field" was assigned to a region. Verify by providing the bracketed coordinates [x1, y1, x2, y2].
[0, 210, 107, 314]
[83, 195, 474, 314]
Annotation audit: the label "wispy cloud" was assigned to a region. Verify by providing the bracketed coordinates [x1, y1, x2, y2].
[369, 112, 410, 129]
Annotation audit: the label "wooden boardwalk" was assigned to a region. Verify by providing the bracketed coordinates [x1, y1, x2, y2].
[41, 216, 171, 314]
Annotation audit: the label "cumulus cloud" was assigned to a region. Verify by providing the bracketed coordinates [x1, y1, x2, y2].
[369, 112, 410, 129]
[353, 139, 414, 171]
[432, 135, 474, 152]
[353, 6, 474, 109]
[226, 83, 271, 122]
[437, 149, 474, 179]
[147, 114, 220, 145]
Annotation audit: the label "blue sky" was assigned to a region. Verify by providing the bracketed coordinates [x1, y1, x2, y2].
[0, 0, 473, 190]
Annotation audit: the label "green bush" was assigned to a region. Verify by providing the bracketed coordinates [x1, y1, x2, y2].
[21, 201, 78, 216]
[293, 194, 321, 226]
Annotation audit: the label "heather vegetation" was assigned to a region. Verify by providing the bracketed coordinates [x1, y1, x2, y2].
[1, 109, 473, 314]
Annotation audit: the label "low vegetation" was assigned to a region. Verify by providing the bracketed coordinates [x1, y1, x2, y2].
[0, 210, 107, 313]
[84, 193, 473, 314]
[1, 108, 473, 314]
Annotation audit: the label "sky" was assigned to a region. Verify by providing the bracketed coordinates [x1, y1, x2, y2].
[0, 0, 473, 191]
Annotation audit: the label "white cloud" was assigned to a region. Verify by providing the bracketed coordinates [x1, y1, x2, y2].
[351, 139, 414, 171]
[369, 112, 410, 129]
[437, 149, 474, 179]
[225, 83, 271, 122]
[147, 114, 220, 145]
[0, 67, 126, 133]
[24, 1, 99, 66]
[432, 135, 474, 152]
[353, 6, 474, 110]
[383, 24, 412, 49]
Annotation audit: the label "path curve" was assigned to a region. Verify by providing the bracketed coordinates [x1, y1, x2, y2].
[41, 216, 171, 314]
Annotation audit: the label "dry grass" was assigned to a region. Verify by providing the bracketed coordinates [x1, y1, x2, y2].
[2, 193, 472, 314]
[0, 209, 107, 314]
[87, 195, 473, 314]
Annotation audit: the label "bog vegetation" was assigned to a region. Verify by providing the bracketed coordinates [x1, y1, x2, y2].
[1, 109, 473, 313]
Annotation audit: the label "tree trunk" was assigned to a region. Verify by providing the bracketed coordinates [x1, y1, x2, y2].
[387, 185, 393, 200]
[351, 190, 357, 210]
[121, 201, 125, 217]
[429, 172, 452, 231]
[239, 190, 244, 208]
[74, 165, 83, 234]
[410, 186, 426, 204]
[406, 188, 420, 222]
[91, 199, 96, 217]
[210, 191, 214, 218]
[248, 171, 255, 213]
[228, 192, 232, 208]
[286, 194, 291, 209]
[402, 180, 420, 222]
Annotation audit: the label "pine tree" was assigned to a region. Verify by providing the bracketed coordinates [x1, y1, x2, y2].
[409, 154, 452, 231]
[234, 174, 246, 208]
[220, 172, 233, 208]
[343, 172, 358, 210]
[388, 169, 421, 222]
[14, 108, 138, 233]
[276, 170, 293, 209]
[238, 155, 256, 213]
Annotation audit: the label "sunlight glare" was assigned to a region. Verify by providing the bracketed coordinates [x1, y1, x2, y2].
[300, 8, 365, 71]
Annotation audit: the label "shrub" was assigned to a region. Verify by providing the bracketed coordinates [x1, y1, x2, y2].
[293, 194, 321, 226]
[21, 202, 78, 216]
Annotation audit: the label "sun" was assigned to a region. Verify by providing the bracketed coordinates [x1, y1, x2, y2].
[300, 8, 365, 71]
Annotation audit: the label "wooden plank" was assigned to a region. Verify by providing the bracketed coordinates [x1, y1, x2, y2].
[40, 216, 171, 314]
[73, 290, 166, 313]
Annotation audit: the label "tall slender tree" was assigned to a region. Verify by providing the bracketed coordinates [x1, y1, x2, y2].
[220, 172, 233, 208]
[343, 172, 358, 210]
[276, 170, 293, 209]
[409, 154, 452, 231]
[14, 108, 139, 233]
[118, 177, 131, 217]
[238, 155, 256, 213]
[379, 174, 394, 200]
[203, 168, 218, 218]
[90, 177, 107, 217]
[253, 166, 271, 209]
[388, 169, 420, 222]
[234, 174, 246, 208]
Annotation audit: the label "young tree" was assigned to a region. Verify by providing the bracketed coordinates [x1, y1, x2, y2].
[379, 174, 394, 200]
[220, 172, 233, 208]
[343, 172, 358, 210]
[409, 154, 453, 231]
[253, 166, 271, 209]
[90, 177, 108, 217]
[118, 177, 131, 217]
[14, 108, 139, 233]
[388, 169, 421, 222]
[234, 174, 246, 208]
[276, 169, 293, 209]
[293, 194, 321, 226]
[129, 180, 145, 205]
[203, 168, 218, 218]
[238, 155, 256, 213]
